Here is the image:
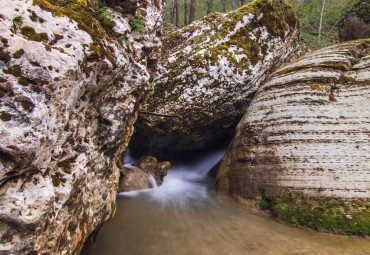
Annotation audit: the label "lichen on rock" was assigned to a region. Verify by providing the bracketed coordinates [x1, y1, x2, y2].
[131, 0, 307, 159]
[216, 39, 370, 236]
[0, 0, 164, 254]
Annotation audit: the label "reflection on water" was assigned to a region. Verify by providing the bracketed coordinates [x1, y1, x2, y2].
[93, 149, 370, 255]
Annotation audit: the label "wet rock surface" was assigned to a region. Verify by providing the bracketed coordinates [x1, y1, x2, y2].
[130, 0, 307, 160]
[134, 155, 171, 185]
[0, 0, 164, 254]
[119, 169, 153, 192]
[217, 39, 370, 236]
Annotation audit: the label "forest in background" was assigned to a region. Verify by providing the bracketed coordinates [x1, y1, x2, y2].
[163, 0, 361, 49]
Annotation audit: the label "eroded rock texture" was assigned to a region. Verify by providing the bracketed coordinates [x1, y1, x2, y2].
[131, 0, 306, 159]
[217, 39, 370, 236]
[0, 0, 163, 254]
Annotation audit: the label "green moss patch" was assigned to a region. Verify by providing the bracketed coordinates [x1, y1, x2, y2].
[51, 172, 67, 187]
[259, 193, 370, 237]
[13, 48, 25, 59]
[21, 26, 49, 42]
[3, 65, 22, 77]
[0, 48, 11, 63]
[0, 112, 11, 121]
[21, 101, 34, 112]
[157, 0, 299, 105]
[33, 0, 118, 66]
[58, 160, 72, 174]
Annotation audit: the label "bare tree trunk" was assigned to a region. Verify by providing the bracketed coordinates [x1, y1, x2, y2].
[221, 0, 227, 12]
[230, 0, 235, 10]
[297, 0, 305, 16]
[240, 0, 245, 7]
[169, 0, 176, 25]
[318, 0, 325, 43]
[189, 0, 197, 24]
[184, 0, 188, 26]
[175, 0, 179, 27]
[207, 0, 214, 14]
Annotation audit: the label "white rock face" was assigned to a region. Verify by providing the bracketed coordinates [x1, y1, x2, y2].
[131, 0, 307, 159]
[0, 0, 164, 254]
[217, 39, 370, 236]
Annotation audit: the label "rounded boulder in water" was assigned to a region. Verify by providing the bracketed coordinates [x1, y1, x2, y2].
[119, 169, 153, 192]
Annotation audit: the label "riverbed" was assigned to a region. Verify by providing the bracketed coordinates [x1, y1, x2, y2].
[93, 150, 370, 255]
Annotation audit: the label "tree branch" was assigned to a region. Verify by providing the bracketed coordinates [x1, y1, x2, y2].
[139, 111, 180, 118]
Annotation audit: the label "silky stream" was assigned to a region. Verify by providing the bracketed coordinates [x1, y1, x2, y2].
[93, 150, 370, 255]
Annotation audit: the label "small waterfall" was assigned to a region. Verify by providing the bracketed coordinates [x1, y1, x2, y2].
[148, 174, 158, 189]
[122, 163, 140, 171]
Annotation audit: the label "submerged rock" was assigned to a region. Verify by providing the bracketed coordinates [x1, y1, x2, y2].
[131, 0, 307, 159]
[134, 155, 170, 185]
[0, 0, 164, 254]
[217, 39, 370, 236]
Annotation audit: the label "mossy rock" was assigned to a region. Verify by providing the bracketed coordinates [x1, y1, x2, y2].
[131, 0, 306, 159]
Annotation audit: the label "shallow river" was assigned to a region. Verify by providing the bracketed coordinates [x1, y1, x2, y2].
[93, 150, 370, 255]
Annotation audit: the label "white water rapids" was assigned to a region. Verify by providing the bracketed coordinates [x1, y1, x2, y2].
[93, 149, 370, 255]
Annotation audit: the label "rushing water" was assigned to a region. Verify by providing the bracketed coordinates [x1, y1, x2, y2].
[93, 150, 370, 255]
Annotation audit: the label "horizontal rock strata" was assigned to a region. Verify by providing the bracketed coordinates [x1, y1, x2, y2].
[217, 39, 370, 236]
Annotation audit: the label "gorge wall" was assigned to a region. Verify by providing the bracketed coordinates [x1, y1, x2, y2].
[0, 0, 164, 254]
[217, 39, 370, 236]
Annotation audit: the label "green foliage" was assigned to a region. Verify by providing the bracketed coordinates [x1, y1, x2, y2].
[118, 35, 132, 51]
[344, 0, 370, 22]
[98, 7, 115, 25]
[130, 17, 145, 32]
[258, 199, 270, 210]
[301, 31, 332, 49]
[164, 0, 357, 50]
[12, 11, 24, 32]
[57, 0, 72, 5]
[118, 35, 127, 42]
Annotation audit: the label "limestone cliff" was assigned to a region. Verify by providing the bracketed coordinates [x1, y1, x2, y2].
[130, 0, 307, 159]
[217, 39, 370, 236]
[0, 0, 164, 254]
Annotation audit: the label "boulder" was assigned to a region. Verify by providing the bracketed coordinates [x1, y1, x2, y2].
[130, 0, 307, 159]
[338, 0, 370, 42]
[134, 155, 171, 185]
[216, 39, 370, 236]
[119, 168, 153, 192]
[0, 0, 164, 254]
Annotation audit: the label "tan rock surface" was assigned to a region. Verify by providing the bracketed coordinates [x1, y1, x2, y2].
[217, 39, 370, 236]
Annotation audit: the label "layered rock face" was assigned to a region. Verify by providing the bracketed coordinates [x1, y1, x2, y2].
[217, 39, 370, 236]
[0, 0, 163, 254]
[130, 0, 306, 159]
